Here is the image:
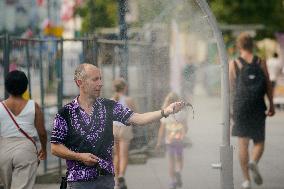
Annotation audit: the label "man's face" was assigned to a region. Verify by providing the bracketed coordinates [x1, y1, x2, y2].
[81, 67, 103, 98]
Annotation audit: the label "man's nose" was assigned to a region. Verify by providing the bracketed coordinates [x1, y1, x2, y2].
[98, 79, 103, 86]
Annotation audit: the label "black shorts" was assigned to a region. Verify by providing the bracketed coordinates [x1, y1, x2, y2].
[232, 113, 266, 143]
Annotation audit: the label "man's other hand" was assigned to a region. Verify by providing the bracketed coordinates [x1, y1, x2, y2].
[78, 153, 99, 166]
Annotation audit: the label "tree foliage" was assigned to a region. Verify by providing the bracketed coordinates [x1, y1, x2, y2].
[75, 0, 284, 37]
[75, 0, 118, 33]
[209, 0, 284, 37]
[135, 0, 168, 25]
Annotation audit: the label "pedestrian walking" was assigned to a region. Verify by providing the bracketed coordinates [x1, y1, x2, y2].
[0, 70, 47, 189]
[112, 78, 136, 189]
[266, 52, 282, 96]
[156, 92, 188, 189]
[229, 32, 275, 189]
[50, 63, 187, 189]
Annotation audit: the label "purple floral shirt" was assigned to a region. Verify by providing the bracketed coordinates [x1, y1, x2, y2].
[51, 97, 134, 182]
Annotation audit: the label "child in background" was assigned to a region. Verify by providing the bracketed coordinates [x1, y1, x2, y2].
[156, 92, 188, 189]
[112, 78, 136, 189]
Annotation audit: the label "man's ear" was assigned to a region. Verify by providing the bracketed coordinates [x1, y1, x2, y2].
[75, 80, 82, 87]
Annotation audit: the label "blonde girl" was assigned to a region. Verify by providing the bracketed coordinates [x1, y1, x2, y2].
[157, 92, 187, 189]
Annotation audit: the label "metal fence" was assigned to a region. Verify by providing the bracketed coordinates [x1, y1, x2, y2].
[0, 36, 4, 92]
[0, 34, 170, 174]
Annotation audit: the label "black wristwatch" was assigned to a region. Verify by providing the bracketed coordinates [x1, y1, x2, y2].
[161, 109, 168, 118]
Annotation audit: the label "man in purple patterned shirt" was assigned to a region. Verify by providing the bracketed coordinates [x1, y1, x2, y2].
[51, 63, 185, 189]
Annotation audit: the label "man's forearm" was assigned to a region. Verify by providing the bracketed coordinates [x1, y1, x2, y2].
[51, 143, 80, 161]
[129, 111, 163, 125]
[266, 80, 274, 105]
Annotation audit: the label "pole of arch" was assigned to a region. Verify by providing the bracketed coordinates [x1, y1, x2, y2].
[195, 1, 234, 189]
[4, 34, 10, 99]
[118, 0, 129, 82]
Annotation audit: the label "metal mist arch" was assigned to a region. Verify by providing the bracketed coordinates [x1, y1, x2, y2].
[195, 0, 234, 189]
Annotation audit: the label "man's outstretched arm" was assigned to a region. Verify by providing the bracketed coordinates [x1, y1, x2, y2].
[128, 101, 185, 125]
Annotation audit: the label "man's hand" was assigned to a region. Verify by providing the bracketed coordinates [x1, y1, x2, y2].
[164, 101, 186, 116]
[78, 153, 99, 166]
[267, 105, 275, 117]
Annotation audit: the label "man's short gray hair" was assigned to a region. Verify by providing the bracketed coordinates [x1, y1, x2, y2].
[74, 64, 87, 81]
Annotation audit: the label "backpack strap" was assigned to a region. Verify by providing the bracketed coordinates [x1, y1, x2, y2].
[233, 59, 240, 76]
[252, 56, 261, 65]
[253, 56, 258, 63]
[238, 57, 246, 66]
